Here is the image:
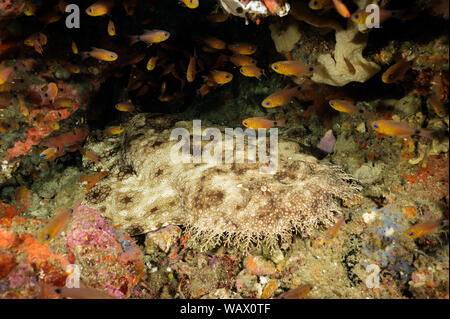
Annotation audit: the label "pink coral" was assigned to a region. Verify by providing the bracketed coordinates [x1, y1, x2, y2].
[8, 263, 36, 289]
[65, 205, 120, 251]
[6, 125, 52, 160]
[65, 205, 145, 298]
[317, 129, 336, 153]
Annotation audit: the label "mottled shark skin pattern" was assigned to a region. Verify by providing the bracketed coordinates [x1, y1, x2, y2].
[84, 114, 360, 252]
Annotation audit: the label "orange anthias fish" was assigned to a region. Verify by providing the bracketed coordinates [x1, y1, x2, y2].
[332, 0, 350, 18]
[262, 86, 302, 108]
[123, 0, 138, 15]
[129, 29, 170, 45]
[428, 72, 447, 118]
[15, 186, 31, 203]
[24, 32, 47, 54]
[382, 57, 416, 84]
[23, 0, 36, 16]
[201, 45, 218, 53]
[351, 9, 402, 25]
[205, 70, 233, 85]
[309, 0, 333, 10]
[186, 50, 197, 82]
[18, 96, 29, 116]
[39, 11, 62, 25]
[207, 12, 228, 23]
[329, 99, 368, 115]
[104, 125, 124, 135]
[65, 63, 81, 74]
[52, 98, 73, 108]
[115, 100, 135, 112]
[229, 54, 256, 67]
[242, 117, 286, 129]
[0, 66, 14, 85]
[40, 147, 58, 160]
[84, 150, 100, 163]
[48, 121, 60, 131]
[81, 48, 118, 62]
[41, 82, 59, 103]
[37, 208, 73, 244]
[277, 284, 314, 299]
[180, 0, 199, 9]
[404, 220, 441, 239]
[71, 41, 78, 54]
[326, 215, 345, 241]
[271, 61, 314, 76]
[228, 43, 257, 55]
[85, 1, 114, 16]
[77, 171, 108, 190]
[197, 83, 210, 96]
[370, 120, 432, 138]
[58, 0, 70, 13]
[240, 65, 264, 79]
[204, 37, 226, 50]
[146, 56, 159, 71]
[428, 95, 446, 118]
[107, 19, 116, 36]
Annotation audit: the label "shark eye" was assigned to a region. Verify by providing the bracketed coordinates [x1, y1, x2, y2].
[226, 74, 230, 78]
[409, 232, 414, 236]
[373, 123, 379, 129]
[353, 14, 359, 19]
[265, 101, 270, 106]
[87, 8, 92, 13]
[164, 32, 169, 37]
[243, 121, 247, 126]
[45, 234, 50, 240]
[329, 101, 334, 106]
[111, 54, 116, 59]
[273, 65, 278, 70]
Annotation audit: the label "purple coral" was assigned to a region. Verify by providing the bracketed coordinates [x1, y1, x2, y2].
[317, 130, 336, 153]
[8, 263, 37, 290]
[65, 205, 120, 252]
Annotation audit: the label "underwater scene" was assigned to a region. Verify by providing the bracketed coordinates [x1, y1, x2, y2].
[0, 0, 448, 300]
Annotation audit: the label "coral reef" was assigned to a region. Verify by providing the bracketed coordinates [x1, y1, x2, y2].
[0, 202, 146, 299]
